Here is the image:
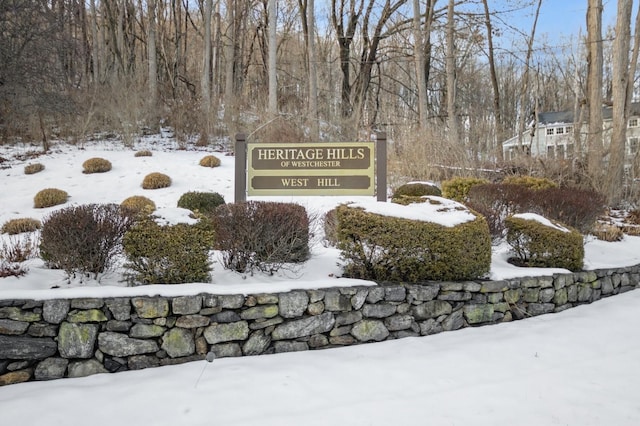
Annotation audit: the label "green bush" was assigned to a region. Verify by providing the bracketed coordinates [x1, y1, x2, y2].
[82, 157, 112, 174]
[1, 218, 42, 235]
[336, 202, 491, 282]
[142, 172, 171, 189]
[177, 191, 225, 214]
[123, 216, 215, 284]
[212, 201, 310, 274]
[391, 182, 442, 205]
[120, 196, 156, 217]
[502, 175, 557, 190]
[505, 215, 584, 271]
[34, 188, 68, 208]
[134, 150, 153, 157]
[40, 204, 133, 278]
[24, 163, 45, 175]
[441, 177, 489, 202]
[199, 155, 221, 168]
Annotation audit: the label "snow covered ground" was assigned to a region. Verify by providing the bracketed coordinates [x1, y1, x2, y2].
[1, 140, 639, 424]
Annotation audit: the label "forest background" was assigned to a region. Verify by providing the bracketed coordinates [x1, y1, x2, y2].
[1, 0, 639, 206]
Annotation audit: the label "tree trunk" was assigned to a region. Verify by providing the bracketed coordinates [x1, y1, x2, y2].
[606, 0, 632, 205]
[412, 0, 428, 130]
[586, 0, 604, 184]
[307, 0, 319, 139]
[481, 0, 503, 161]
[201, 0, 213, 130]
[268, 0, 278, 116]
[445, 0, 459, 145]
[148, 0, 158, 117]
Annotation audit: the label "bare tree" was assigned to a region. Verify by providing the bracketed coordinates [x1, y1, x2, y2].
[586, 0, 604, 184]
[268, 0, 278, 115]
[606, 0, 633, 205]
[445, 0, 459, 145]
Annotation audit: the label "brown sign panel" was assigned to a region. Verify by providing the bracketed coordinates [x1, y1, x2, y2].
[250, 145, 372, 170]
[251, 175, 371, 190]
[247, 142, 375, 196]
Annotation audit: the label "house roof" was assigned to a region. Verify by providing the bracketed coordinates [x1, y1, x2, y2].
[537, 102, 640, 125]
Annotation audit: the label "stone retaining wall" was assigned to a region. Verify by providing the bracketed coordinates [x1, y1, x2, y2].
[1, 265, 639, 386]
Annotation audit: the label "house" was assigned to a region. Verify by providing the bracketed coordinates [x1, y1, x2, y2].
[502, 105, 640, 162]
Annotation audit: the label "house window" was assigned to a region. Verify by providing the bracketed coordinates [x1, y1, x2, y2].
[547, 145, 555, 158]
[556, 127, 565, 135]
[556, 144, 565, 159]
[566, 126, 573, 134]
[546, 128, 554, 136]
[566, 143, 574, 158]
[629, 118, 639, 128]
[629, 137, 639, 154]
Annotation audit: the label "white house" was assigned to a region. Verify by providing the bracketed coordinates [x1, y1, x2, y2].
[502, 106, 640, 162]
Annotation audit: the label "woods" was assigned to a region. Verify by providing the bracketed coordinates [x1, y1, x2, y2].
[1, 0, 640, 205]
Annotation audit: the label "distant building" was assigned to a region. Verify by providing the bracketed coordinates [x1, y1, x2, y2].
[502, 105, 640, 162]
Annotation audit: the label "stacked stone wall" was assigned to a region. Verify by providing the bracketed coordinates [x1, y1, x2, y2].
[1, 265, 639, 386]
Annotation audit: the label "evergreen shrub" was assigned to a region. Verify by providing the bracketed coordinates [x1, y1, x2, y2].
[502, 176, 557, 190]
[1, 218, 42, 235]
[24, 163, 45, 175]
[177, 191, 225, 214]
[142, 172, 171, 189]
[505, 215, 583, 271]
[212, 201, 310, 274]
[40, 204, 133, 277]
[441, 177, 489, 202]
[392, 182, 441, 199]
[123, 216, 215, 284]
[34, 188, 68, 208]
[134, 150, 153, 157]
[335, 203, 491, 282]
[82, 157, 112, 174]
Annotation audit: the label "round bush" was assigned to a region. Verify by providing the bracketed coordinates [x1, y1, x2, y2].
[199, 155, 221, 168]
[134, 150, 153, 157]
[177, 191, 225, 214]
[393, 182, 441, 198]
[82, 157, 112, 174]
[336, 201, 491, 282]
[123, 217, 215, 284]
[142, 172, 171, 189]
[34, 188, 68, 208]
[120, 196, 156, 216]
[24, 163, 45, 175]
[1, 218, 42, 235]
[505, 214, 583, 271]
[441, 177, 489, 202]
[40, 204, 133, 277]
[502, 176, 557, 190]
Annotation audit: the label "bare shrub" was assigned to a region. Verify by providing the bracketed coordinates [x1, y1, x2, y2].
[134, 150, 153, 157]
[1, 234, 39, 263]
[212, 201, 310, 274]
[591, 222, 624, 241]
[467, 184, 532, 242]
[529, 188, 607, 234]
[39, 204, 133, 278]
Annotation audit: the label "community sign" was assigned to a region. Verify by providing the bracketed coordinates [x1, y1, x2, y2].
[247, 142, 375, 196]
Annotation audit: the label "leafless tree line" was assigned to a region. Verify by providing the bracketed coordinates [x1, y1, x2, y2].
[1, 0, 639, 204]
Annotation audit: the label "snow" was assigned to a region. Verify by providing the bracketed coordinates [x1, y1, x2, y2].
[1, 139, 640, 424]
[348, 196, 476, 227]
[514, 212, 570, 233]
